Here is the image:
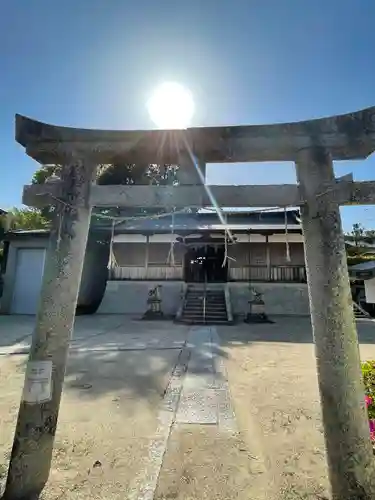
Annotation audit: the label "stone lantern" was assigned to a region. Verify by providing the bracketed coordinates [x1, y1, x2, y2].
[244, 287, 273, 323]
[143, 284, 164, 320]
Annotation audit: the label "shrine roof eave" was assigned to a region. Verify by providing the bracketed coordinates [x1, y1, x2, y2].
[15, 106, 375, 164]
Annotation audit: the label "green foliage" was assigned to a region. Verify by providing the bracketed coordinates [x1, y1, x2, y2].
[346, 224, 375, 245]
[31, 165, 61, 185]
[362, 361, 375, 419]
[96, 163, 179, 186]
[31, 165, 62, 219]
[31, 162, 181, 221]
[350, 223, 365, 246]
[32, 163, 179, 187]
[0, 217, 5, 238]
[346, 244, 368, 256]
[345, 224, 375, 266]
[0, 215, 5, 270]
[5, 207, 49, 231]
[347, 254, 375, 266]
[95, 163, 180, 218]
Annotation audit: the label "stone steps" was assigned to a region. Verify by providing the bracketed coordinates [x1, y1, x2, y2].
[179, 287, 230, 325]
[353, 301, 371, 319]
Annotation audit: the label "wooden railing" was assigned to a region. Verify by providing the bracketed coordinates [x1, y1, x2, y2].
[229, 265, 307, 283]
[111, 265, 183, 281]
[110, 264, 306, 283]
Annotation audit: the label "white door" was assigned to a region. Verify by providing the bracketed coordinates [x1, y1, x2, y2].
[11, 248, 46, 314]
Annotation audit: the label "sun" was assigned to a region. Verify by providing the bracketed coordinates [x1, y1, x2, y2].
[147, 82, 195, 129]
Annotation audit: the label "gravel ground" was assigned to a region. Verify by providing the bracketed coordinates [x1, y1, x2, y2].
[1, 316, 375, 500]
[154, 425, 269, 500]
[216, 317, 375, 500]
[0, 317, 189, 499]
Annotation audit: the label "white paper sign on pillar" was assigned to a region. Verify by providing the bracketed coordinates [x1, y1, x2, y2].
[22, 360, 53, 404]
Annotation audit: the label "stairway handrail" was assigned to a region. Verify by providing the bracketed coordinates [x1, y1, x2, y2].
[353, 300, 371, 318]
[203, 272, 207, 324]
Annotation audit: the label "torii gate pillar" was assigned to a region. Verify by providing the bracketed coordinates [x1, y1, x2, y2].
[296, 147, 375, 499]
[3, 158, 94, 500]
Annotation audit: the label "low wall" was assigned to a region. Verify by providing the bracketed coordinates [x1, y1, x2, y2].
[97, 280, 185, 315]
[228, 282, 310, 317]
[97, 280, 309, 317]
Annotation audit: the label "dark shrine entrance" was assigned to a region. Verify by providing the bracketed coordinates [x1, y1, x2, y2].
[184, 245, 228, 283]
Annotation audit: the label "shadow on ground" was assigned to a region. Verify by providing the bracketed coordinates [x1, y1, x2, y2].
[217, 316, 375, 345]
[1, 316, 230, 406]
[2, 315, 374, 500]
[2, 315, 375, 405]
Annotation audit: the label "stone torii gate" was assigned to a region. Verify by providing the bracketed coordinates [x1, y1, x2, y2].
[4, 108, 375, 500]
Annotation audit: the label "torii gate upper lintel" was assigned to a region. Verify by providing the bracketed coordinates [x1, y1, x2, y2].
[15, 105, 375, 164]
[5, 108, 375, 500]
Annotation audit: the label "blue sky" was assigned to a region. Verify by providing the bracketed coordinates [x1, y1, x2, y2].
[1, 0, 374, 231]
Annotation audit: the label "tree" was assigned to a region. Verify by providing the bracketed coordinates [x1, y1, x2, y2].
[96, 163, 179, 186]
[31, 163, 182, 221]
[3, 207, 49, 231]
[0, 214, 6, 271]
[351, 223, 365, 246]
[31, 164, 61, 185]
[364, 229, 375, 242]
[0, 213, 6, 238]
[32, 163, 179, 187]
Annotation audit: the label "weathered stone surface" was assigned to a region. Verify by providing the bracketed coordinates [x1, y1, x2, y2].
[4, 160, 94, 499]
[16, 106, 375, 164]
[296, 147, 375, 500]
[22, 180, 375, 209]
[175, 327, 236, 430]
